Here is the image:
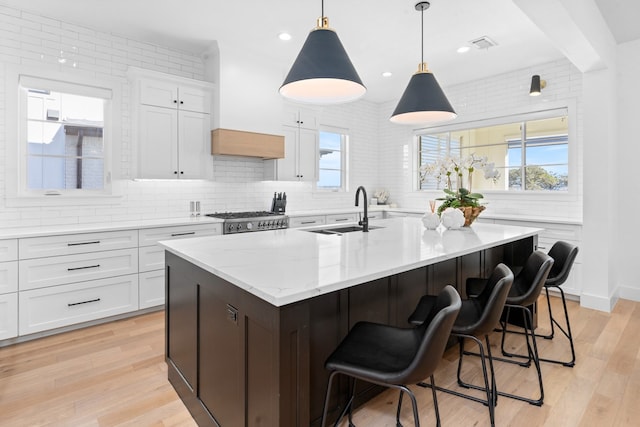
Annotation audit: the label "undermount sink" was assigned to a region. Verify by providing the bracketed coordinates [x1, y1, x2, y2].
[307, 225, 383, 235]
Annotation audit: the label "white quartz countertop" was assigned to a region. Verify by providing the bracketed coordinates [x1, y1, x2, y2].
[160, 217, 542, 307]
[0, 216, 223, 239]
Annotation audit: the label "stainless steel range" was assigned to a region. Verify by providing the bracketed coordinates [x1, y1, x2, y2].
[205, 211, 289, 234]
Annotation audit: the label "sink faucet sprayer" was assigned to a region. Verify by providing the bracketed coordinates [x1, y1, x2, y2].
[355, 186, 369, 232]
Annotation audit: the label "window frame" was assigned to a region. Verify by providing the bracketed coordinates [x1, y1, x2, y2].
[315, 125, 349, 192]
[414, 106, 576, 197]
[4, 66, 122, 207]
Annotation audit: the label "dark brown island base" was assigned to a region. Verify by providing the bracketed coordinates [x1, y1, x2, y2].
[161, 219, 539, 426]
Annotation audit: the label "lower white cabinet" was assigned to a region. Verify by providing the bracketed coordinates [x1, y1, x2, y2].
[138, 223, 221, 308]
[0, 293, 18, 340]
[139, 270, 166, 309]
[19, 274, 139, 335]
[19, 248, 138, 291]
[289, 215, 326, 228]
[0, 261, 18, 294]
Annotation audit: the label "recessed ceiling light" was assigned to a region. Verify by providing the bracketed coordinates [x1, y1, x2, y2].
[457, 46, 470, 54]
[382, 71, 392, 77]
[278, 32, 292, 41]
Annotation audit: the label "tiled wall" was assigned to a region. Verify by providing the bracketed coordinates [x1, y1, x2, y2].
[377, 58, 584, 221]
[0, 5, 381, 228]
[0, 4, 583, 228]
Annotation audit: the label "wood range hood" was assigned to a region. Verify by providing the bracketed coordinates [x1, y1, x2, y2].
[211, 128, 284, 159]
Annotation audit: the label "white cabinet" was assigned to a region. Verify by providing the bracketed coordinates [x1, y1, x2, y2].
[0, 239, 18, 340]
[492, 219, 583, 297]
[0, 293, 18, 340]
[138, 106, 210, 179]
[19, 274, 139, 335]
[265, 108, 318, 182]
[289, 215, 326, 229]
[129, 67, 214, 180]
[325, 213, 358, 224]
[140, 79, 211, 113]
[137, 223, 221, 308]
[17, 230, 140, 337]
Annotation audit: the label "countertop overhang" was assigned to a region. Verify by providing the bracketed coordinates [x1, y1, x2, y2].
[160, 217, 542, 307]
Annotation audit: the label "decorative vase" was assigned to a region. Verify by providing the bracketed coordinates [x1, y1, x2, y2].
[422, 200, 440, 230]
[459, 206, 486, 227]
[441, 207, 465, 229]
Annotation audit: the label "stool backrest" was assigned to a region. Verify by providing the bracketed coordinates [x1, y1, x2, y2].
[403, 285, 461, 384]
[465, 263, 514, 336]
[510, 250, 554, 307]
[546, 241, 579, 287]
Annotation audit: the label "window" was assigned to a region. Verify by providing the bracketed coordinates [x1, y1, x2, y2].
[317, 129, 348, 190]
[418, 109, 569, 192]
[15, 74, 113, 198]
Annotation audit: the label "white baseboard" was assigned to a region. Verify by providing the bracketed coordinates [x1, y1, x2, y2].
[618, 285, 640, 302]
[580, 291, 618, 313]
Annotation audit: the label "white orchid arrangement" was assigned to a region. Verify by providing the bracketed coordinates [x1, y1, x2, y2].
[420, 154, 500, 215]
[420, 154, 500, 192]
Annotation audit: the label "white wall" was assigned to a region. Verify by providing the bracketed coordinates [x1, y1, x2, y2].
[378, 58, 584, 222]
[0, 5, 381, 228]
[616, 38, 640, 302]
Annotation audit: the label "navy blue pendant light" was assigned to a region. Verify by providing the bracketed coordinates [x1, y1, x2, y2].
[279, 0, 366, 104]
[390, 1, 456, 125]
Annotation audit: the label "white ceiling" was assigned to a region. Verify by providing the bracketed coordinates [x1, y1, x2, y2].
[1, 0, 636, 103]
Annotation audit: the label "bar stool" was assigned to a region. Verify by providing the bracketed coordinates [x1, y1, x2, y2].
[408, 264, 514, 427]
[465, 250, 553, 406]
[537, 241, 579, 367]
[320, 285, 461, 427]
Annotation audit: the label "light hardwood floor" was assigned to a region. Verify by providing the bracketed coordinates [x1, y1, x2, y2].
[0, 296, 638, 427]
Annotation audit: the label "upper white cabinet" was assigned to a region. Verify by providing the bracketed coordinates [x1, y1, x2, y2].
[265, 107, 318, 182]
[140, 79, 211, 113]
[128, 67, 214, 180]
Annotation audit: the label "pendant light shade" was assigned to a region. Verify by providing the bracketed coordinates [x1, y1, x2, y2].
[280, 8, 366, 104]
[390, 2, 456, 125]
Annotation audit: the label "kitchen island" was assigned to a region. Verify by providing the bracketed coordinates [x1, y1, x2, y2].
[160, 217, 540, 427]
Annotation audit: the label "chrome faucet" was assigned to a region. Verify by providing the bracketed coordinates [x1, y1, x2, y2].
[355, 186, 369, 232]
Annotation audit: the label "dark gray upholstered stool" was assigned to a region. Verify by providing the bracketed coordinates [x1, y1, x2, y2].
[408, 263, 514, 427]
[537, 241, 579, 366]
[467, 250, 554, 406]
[320, 285, 461, 427]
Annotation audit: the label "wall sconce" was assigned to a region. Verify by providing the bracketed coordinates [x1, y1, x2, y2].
[529, 75, 546, 96]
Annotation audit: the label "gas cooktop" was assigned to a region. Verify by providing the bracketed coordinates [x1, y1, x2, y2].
[205, 211, 282, 220]
[205, 211, 288, 234]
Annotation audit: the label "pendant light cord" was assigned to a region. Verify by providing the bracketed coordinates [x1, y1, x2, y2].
[321, 0, 324, 18]
[421, 5, 424, 64]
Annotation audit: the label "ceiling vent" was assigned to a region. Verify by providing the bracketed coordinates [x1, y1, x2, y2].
[469, 36, 497, 50]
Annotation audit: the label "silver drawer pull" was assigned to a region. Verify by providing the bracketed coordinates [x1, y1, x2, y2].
[334, 218, 349, 222]
[68, 241, 100, 246]
[301, 221, 316, 224]
[67, 264, 100, 271]
[171, 232, 196, 237]
[68, 298, 101, 307]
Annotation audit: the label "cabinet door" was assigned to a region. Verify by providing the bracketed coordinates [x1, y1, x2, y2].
[274, 126, 299, 181]
[140, 79, 179, 109]
[0, 293, 18, 340]
[139, 105, 179, 179]
[297, 127, 318, 182]
[177, 110, 210, 179]
[178, 85, 211, 113]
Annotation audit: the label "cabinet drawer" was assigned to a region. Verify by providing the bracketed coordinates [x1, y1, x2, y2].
[0, 293, 18, 340]
[19, 274, 139, 335]
[325, 213, 358, 224]
[138, 224, 221, 246]
[0, 261, 18, 294]
[289, 216, 326, 228]
[139, 245, 165, 272]
[366, 212, 383, 220]
[139, 270, 165, 309]
[19, 230, 138, 259]
[0, 239, 18, 262]
[19, 248, 138, 291]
